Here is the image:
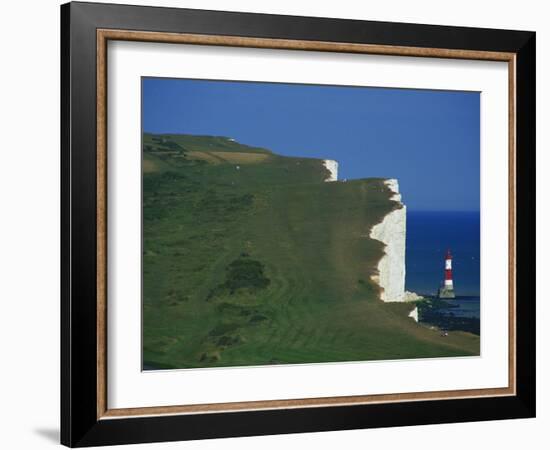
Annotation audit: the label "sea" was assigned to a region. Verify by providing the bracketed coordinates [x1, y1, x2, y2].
[406, 210, 480, 320]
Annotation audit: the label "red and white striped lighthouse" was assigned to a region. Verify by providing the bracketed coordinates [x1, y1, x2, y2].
[444, 249, 453, 289]
[438, 249, 456, 298]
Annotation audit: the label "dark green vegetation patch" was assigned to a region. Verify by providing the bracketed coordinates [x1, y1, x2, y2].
[223, 256, 270, 293]
[142, 133, 479, 369]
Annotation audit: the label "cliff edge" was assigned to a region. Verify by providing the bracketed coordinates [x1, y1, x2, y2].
[323, 159, 338, 182]
[370, 179, 422, 302]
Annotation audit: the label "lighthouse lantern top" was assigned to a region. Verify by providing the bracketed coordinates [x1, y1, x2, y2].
[446, 249, 452, 259]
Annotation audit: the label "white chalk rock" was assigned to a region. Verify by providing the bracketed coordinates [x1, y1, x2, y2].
[403, 291, 423, 301]
[408, 306, 419, 322]
[384, 179, 402, 201]
[323, 160, 338, 182]
[370, 179, 420, 303]
[370, 204, 406, 301]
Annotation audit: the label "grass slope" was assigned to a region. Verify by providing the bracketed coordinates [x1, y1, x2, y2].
[142, 133, 479, 369]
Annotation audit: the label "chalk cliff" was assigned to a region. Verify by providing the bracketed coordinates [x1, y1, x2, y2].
[323, 160, 338, 182]
[408, 306, 419, 322]
[370, 179, 421, 302]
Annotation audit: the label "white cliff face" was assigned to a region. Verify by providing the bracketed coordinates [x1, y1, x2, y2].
[408, 306, 419, 322]
[370, 179, 420, 303]
[384, 179, 402, 201]
[370, 202, 406, 301]
[323, 160, 338, 182]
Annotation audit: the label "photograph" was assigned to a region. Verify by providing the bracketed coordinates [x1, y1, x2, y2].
[141, 77, 481, 370]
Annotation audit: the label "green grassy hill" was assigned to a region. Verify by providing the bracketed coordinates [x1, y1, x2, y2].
[142, 133, 479, 369]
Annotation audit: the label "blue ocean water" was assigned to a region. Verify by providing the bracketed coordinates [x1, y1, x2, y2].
[438, 297, 480, 319]
[406, 211, 480, 318]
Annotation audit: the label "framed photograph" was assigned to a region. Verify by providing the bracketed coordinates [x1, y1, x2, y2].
[61, 2, 536, 447]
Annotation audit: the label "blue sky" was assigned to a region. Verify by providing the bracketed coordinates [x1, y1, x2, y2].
[143, 78, 480, 211]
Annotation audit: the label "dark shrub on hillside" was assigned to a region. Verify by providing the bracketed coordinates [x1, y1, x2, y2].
[159, 140, 184, 151]
[223, 256, 270, 294]
[208, 322, 239, 336]
[249, 314, 268, 323]
[143, 171, 187, 192]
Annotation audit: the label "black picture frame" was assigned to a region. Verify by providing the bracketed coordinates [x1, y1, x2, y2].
[61, 1, 535, 447]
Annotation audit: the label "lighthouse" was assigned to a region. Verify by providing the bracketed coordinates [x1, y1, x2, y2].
[438, 249, 455, 299]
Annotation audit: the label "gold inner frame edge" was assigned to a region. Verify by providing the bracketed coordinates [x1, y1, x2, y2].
[96, 29, 517, 420]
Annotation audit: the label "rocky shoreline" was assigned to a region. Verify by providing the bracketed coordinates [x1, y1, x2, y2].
[416, 297, 480, 335]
